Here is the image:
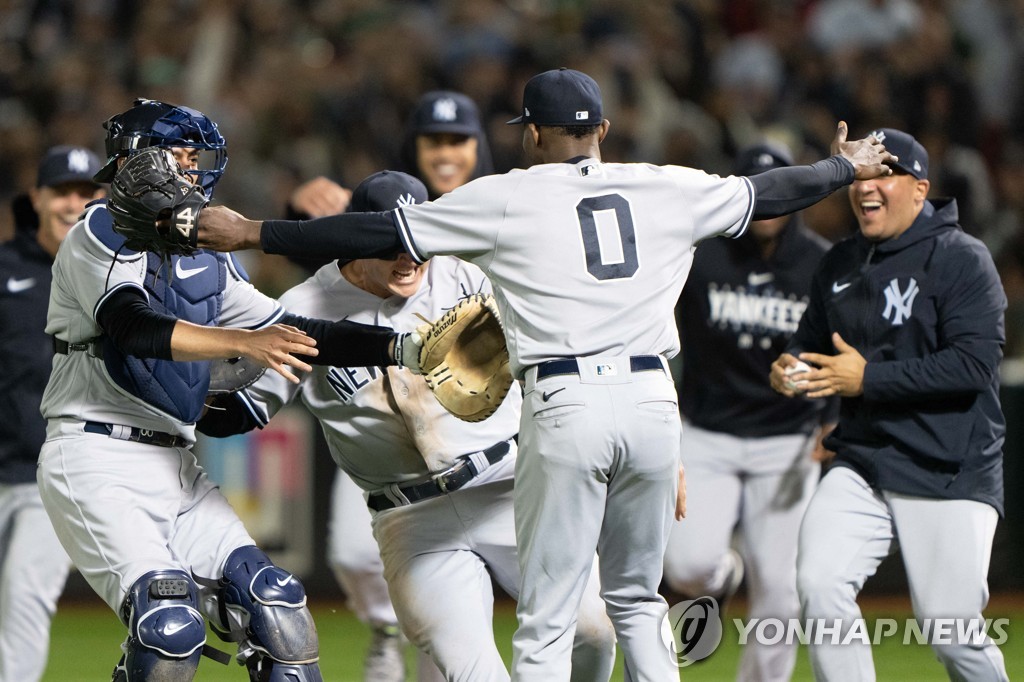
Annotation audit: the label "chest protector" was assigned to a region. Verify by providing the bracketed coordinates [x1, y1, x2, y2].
[104, 251, 227, 423]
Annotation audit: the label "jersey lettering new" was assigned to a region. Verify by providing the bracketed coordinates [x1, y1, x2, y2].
[395, 158, 754, 376]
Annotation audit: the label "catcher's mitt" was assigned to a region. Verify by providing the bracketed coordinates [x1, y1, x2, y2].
[208, 356, 267, 395]
[418, 294, 513, 423]
[107, 146, 208, 256]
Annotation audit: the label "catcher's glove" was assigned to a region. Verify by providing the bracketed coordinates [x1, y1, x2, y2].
[208, 356, 267, 395]
[418, 293, 513, 423]
[107, 146, 208, 256]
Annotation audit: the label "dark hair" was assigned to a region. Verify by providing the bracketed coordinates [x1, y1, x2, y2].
[554, 124, 602, 139]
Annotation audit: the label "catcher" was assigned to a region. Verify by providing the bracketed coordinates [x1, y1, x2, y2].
[198, 170, 617, 682]
[36, 99, 420, 682]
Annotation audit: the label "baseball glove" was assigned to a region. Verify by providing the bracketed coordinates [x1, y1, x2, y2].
[107, 146, 208, 256]
[208, 356, 267, 395]
[418, 293, 513, 422]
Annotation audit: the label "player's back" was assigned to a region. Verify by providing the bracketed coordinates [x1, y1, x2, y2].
[400, 158, 753, 376]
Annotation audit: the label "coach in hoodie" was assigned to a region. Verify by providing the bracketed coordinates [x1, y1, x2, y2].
[770, 129, 1008, 681]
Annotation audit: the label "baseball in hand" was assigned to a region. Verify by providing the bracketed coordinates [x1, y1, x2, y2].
[784, 360, 812, 391]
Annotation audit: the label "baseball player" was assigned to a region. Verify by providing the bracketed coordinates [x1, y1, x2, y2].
[771, 128, 1009, 681]
[200, 169, 616, 682]
[36, 99, 415, 682]
[0, 145, 105, 682]
[195, 68, 894, 679]
[284, 90, 495, 681]
[662, 143, 837, 681]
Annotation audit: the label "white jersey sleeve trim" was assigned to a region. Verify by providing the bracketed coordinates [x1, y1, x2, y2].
[247, 306, 286, 330]
[393, 209, 427, 264]
[93, 281, 148, 320]
[727, 176, 756, 239]
[237, 389, 269, 427]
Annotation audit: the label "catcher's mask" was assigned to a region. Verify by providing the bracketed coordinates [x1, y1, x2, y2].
[94, 98, 227, 198]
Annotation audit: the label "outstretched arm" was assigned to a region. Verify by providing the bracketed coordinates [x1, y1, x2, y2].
[98, 288, 317, 383]
[198, 204, 403, 258]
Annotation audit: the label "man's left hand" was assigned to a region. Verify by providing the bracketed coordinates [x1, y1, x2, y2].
[798, 332, 866, 398]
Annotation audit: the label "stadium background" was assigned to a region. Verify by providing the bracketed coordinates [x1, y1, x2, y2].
[4, 0, 1024, 677]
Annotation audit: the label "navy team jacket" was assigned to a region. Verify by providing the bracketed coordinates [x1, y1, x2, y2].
[678, 217, 834, 438]
[789, 198, 1006, 515]
[0, 228, 53, 484]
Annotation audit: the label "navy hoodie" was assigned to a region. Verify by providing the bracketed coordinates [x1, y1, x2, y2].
[789, 198, 1006, 514]
[0, 203, 53, 484]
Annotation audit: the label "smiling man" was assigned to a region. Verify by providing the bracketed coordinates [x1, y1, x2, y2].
[770, 128, 1009, 681]
[0, 144, 104, 682]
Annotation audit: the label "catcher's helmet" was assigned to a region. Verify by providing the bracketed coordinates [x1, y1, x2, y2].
[94, 98, 227, 197]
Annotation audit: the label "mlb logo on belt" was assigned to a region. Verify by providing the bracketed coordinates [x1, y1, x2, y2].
[596, 364, 617, 376]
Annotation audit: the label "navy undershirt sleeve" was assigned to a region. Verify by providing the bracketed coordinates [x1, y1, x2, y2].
[750, 156, 855, 219]
[196, 393, 260, 437]
[262, 212, 403, 260]
[96, 287, 176, 360]
[278, 313, 395, 368]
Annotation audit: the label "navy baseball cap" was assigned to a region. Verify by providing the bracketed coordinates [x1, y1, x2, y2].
[409, 91, 483, 137]
[350, 170, 428, 213]
[37, 145, 103, 188]
[867, 128, 928, 179]
[734, 142, 793, 176]
[506, 68, 603, 126]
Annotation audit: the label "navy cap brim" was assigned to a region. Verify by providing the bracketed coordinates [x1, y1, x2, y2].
[415, 122, 479, 136]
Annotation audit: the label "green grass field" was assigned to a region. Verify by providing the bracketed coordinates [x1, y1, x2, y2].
[42, 595, 1024, 680]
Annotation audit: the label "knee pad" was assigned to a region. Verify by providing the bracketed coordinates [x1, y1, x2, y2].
[213, 545, 319, 670]
[120, 569, 205, 681]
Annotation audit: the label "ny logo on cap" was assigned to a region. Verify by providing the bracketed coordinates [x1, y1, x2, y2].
[67, 149, 92, 173]
[433, 98, 458, 122]
[870, 129, 886, 142]
[396, 193, 417, 207]
[882, 277, 919, 326]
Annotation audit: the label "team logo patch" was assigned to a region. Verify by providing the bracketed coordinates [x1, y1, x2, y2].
[576, 111, 589, 120]
[432, 98, 458, 122]
[67, 149, 92, 173]
[596, 364, 617, 376]
[882, 277, 919, 325]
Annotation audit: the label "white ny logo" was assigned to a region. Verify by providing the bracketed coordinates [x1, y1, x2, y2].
[432, 98, 458, 122]
[882, 277, 919, 325]
[67, 149, 92, 172]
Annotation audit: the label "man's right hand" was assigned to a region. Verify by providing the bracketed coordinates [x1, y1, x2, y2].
[289, 176, 351, 218]
[832, 121, 897, 180]
[198, 205, 262, 252]
[240, 324, 318, 384]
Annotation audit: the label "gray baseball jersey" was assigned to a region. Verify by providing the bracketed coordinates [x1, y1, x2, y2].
[393, 157, 754, 679]
[395, 158, 753, 377]
[236, 256, 521, 489]
[37, 204, 268, 613]
[41, 204, 282, 443]
[236, 256, 614, 681]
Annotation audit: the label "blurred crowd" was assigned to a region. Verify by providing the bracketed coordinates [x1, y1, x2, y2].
[4, 0, 1024, 352]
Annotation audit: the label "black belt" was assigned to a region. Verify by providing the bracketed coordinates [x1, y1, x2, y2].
[367, 440, 513, 512]
[54, 337, 103, 358]
[84, 421, 191, 449]
[535, 355, 664, 380]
